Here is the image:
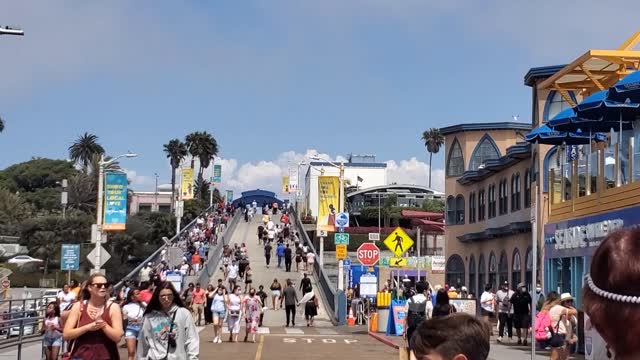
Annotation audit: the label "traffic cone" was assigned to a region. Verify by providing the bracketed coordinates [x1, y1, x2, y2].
[347, 308, 356, 327]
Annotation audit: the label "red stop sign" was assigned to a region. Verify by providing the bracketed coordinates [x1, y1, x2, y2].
[357, 243, 380, 266]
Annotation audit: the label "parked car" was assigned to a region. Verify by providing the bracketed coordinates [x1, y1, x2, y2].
[8, 308, 37, 337]
[37, 289, 60, 311]
[7, 255, 44, 265]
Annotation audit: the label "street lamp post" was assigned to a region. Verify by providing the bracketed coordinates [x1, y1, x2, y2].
[310, 156, 345, 290]
[154, 173, 159, 212]
[94, 153, 137, 274]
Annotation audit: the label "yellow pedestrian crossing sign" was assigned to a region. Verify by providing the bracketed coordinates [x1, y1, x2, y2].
[383, 227, 414, 257]
[389, 257, 408, 267]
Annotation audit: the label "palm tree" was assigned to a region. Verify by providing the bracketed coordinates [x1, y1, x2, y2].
[0, 115, 5, 133]
[163, 139, 188, 211]
[185, 131, 219, 185]
[68, 132, 105, 173]
[421, 128, 445, 188]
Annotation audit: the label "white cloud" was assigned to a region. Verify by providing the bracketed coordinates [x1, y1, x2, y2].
[386, 157, 444, 192]
[125, 169, 154, 189]
[157, 150, 445, 197]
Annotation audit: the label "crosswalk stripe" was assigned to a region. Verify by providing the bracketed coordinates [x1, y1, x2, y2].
[257, 327, 270, 334]
[284, 327, 304, 334]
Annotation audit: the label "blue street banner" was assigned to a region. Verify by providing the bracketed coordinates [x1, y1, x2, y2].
[103, 172, 128, 230]
[226, 190, 234, 203]
[61, 244, 80, 271]
[212, 164, 222, 184]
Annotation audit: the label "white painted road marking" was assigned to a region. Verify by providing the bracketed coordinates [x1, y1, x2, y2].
[316, 328, 338, 335]
[284, 327, 304, 334]
[281, 338, 359, 344]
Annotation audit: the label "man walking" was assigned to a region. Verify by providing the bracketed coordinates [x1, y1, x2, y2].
[511, 282, 532, 346]
[284, 244, 293, 272]
[495, 281, 514, 343]
[192, 283, 206, 326]
[277, 242, 285, 269]
[264, 242, 272, 268]
[280, 279, 299, 327]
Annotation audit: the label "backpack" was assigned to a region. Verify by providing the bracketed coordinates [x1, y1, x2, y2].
[535, 311, 552, 341]
[406, 297, 427, 329]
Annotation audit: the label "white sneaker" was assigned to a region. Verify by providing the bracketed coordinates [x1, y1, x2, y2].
[213, 336, 218, 343]
[497, 337, 503, 343]
[217, 338, 222, 343]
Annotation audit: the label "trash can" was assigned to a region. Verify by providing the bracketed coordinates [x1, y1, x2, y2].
[377, 308, 390, 333]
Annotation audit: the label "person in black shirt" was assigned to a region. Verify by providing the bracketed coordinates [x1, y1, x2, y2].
[264, 243, 272, 268]
[300, 273, 312, 295]
[257, 285, 268, 327]
[431, 289, 457, 318]
[257, 225, 264, 245]
[510, 282, 532, 346]
[284, 244, 293, 272]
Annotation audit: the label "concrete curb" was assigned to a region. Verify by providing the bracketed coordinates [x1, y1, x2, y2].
[368, 331, 400, 350]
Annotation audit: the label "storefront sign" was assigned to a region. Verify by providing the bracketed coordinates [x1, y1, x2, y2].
[544, 204, 639, 258]
[431, 255, 445, 273]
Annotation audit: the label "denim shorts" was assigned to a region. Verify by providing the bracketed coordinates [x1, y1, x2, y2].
[42, 334, 63, 347]
[125, 327, 140, 339]
[213, 310, 226, 318]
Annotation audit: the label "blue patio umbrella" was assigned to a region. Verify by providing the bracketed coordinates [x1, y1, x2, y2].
[607, 70, 640, 103]
[548, 107, 633, 133]
[575, 90, 639, 122]
[525, 124, 607, 145]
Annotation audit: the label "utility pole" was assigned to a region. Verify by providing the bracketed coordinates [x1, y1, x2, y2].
[61, 179, 68, 219]
[154, 173, 159, 212]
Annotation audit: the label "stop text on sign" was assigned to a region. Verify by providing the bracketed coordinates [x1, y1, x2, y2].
[358, 249, 379, 258]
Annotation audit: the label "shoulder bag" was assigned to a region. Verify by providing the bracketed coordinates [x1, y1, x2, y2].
[61, 301, 85, 360]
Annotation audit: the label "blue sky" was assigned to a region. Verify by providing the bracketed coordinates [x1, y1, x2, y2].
[1, 1, 639, 194]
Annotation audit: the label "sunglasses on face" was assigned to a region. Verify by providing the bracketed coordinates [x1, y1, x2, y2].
[90, 283, 110, 289]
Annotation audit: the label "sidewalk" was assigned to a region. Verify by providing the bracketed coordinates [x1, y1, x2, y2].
[366, 328, 586, 360]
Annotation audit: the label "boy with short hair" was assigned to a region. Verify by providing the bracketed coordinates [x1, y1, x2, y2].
[410, 313, 490, 360]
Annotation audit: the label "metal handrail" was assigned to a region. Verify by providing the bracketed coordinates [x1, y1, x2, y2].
[196, 210, 241, 285]
[114, 206, 214, 290]
[0, 312, 46, 360]
[290, 208, 339, 324]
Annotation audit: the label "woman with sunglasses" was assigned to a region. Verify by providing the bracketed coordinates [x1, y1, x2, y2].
[137, 281, 199, 360]
[62, 274, 123, 360]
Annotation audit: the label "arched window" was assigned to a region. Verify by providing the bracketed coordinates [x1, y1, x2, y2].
[512, 249, 522, 289]
[455, 195, 465, 224]
[543, 146, 560, 193]
[543, 90, 576, 122]
[498, 250, 509, 287]
[446, 254, 465, 288]
[469, 192, 476, 223]
[447, 138, 464, 177]
[488, 252, 497, 291]
[446, 196, 455, 224]
[498, 179, 508, 215]
[478, 254, 486, 293]
[524, 170, 531, 208]
[511, 173, 521, 211]
[488, 184, 496, 218]
[526, 247, 533, 289]
[469, 134, 501, 170]
[469, 255, 476, 298]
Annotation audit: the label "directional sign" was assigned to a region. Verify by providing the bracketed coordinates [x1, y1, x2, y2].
[334, 233, 350, 245]
[335, 212, 349, 227]
[389, 257, 408, 267]
[61, 244, 80, 271]
[335, 244, 348, 259]
[357, 243, 380, 266]
[383, 227, 414, 257]
[87, 245, 111, 267]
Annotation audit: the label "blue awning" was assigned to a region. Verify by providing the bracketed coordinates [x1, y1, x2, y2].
[608, 70, 640, 103]
[525, 124, 607, 145]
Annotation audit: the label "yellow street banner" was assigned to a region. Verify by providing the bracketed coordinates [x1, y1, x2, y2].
[282, 176, 290, 193]
[389, 257, 408, 267]
[383, 227, 414, 257]
[335, 244, 347, 259]
[181, 168, 194, 200]
[317, 176, 339, 232]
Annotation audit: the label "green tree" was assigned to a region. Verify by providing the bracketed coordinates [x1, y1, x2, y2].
[194, 178, 210, 201]
[66, 173, 97, 214]
[421, 128, 444, 189]
[181, 199, 207, 225]
[422, 199, 445, 213]
[185, 131, 219, 187]
[0, 187, 32, 235]
[163, 139, 188, 211]
[0, 158, 78, 214]
[68, 132, 105, 173]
